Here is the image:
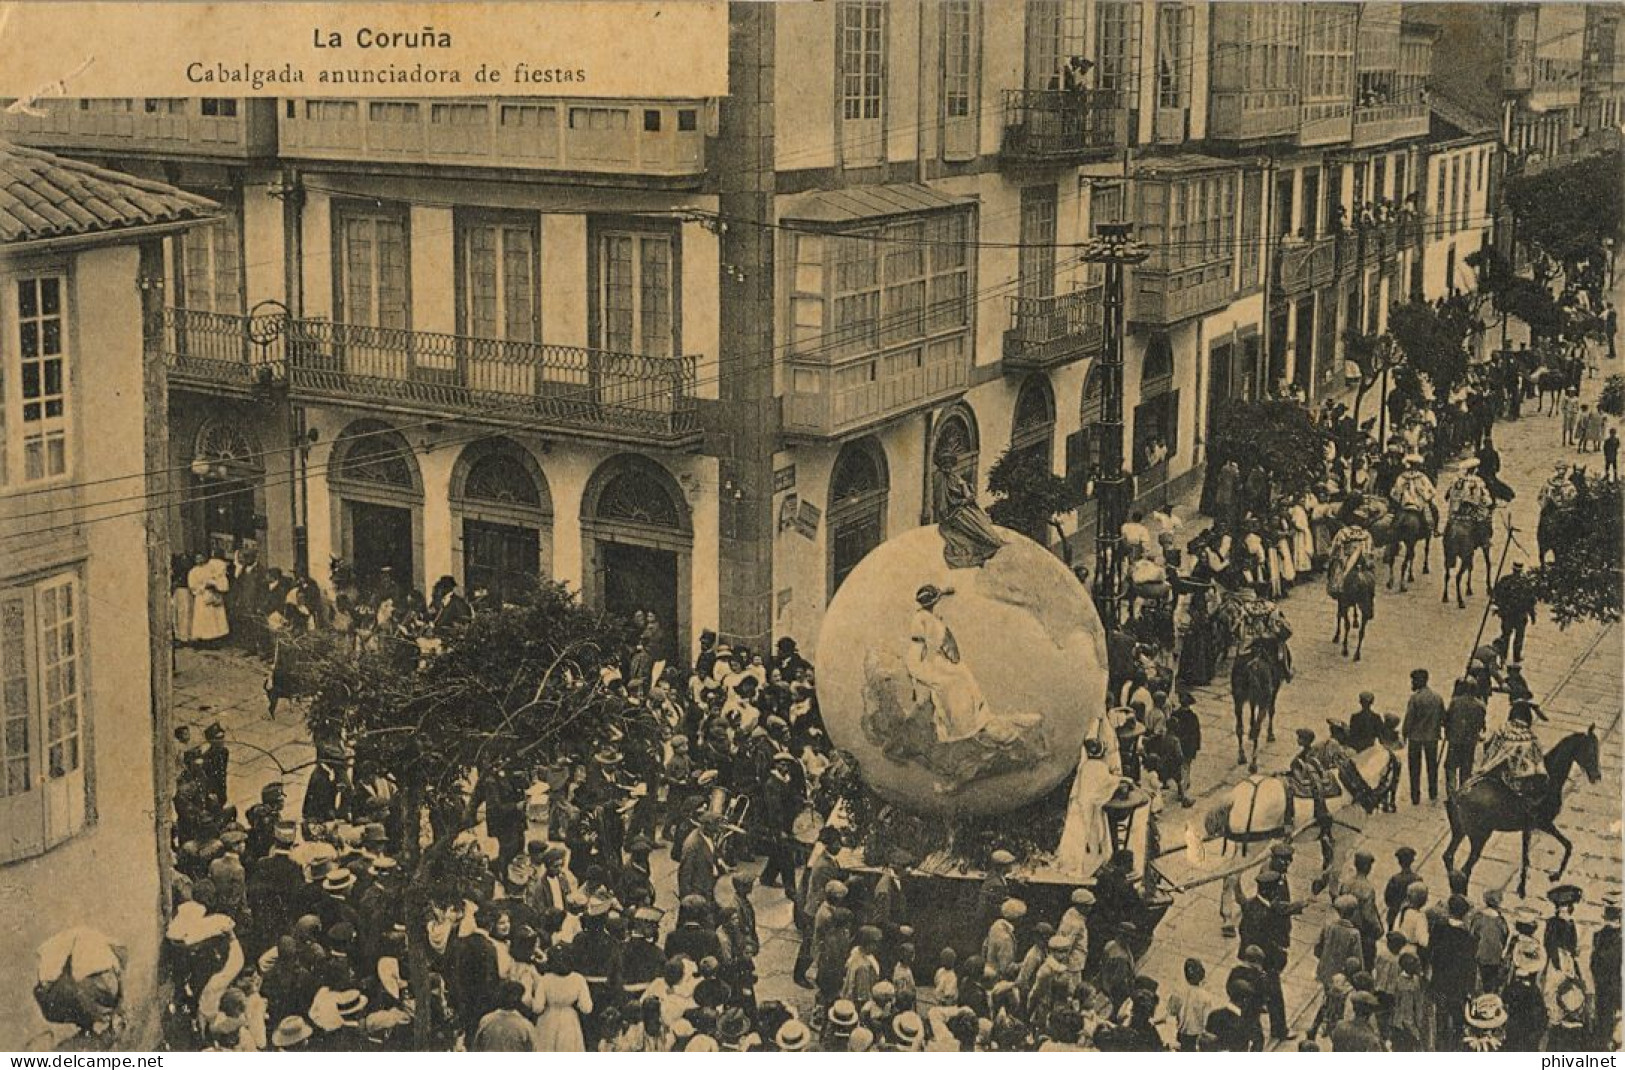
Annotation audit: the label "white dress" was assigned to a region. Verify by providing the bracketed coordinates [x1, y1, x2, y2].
[906, 608, 990, 743]
[188, 559, 231, 641]
[532, 971, 592, 1052]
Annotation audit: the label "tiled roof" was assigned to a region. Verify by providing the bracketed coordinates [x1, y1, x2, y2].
[1429, 93, 1498, 140]
[0, 140, 220, 245]
[781, 183, 977, 225]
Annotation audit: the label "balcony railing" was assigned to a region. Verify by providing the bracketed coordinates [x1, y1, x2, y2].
[156, 308, 285, 394]
[1003, 286, 1105, 370]
[1351, 101, 1430, 146]
[1298, 100, 1354, 146]
[1000, 89, 1126, 162]
[1274, 236, 1337, 294]
[1130, 260, 1233, 326]
[151, 308, 700, 444]
[0, 98, 277, 158]
[279, 98, 708, 180]
[783, 332, 970, 438]
[1208, 89, 1300, 141]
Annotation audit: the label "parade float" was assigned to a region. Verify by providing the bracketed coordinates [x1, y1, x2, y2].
[813, 520, 1171, 958]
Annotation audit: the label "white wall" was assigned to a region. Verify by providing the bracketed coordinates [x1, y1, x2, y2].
[0, 244, 164, 1049]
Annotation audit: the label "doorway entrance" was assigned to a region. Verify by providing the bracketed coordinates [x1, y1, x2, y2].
[601, 541, 679, 642]
[348, 501, 414, 600]
[464, 519, 541, 604]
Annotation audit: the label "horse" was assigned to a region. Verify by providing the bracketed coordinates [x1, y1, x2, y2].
[1441, 510, 1494, 608]
[1231, 636, 1287, 773]
[1376, 507, 1432, 592]
[1332, 558, 1376, 660]
[1534, 366, 1569, 414]
[1443, 727, 1603, 898]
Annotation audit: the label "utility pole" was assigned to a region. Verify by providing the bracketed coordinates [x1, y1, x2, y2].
[1084, 222, 1149, 632]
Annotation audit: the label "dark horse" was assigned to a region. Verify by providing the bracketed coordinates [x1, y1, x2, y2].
[1440, 511, 1494, 608]
[1443, 727, 1602, 897]
[1332, 558, 1375, 661]
[1374, 508, 1431, 592]
[1232, 636, 1287, 773]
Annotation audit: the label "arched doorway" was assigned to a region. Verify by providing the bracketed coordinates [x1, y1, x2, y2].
[1010, 374, 1057, 471]
[827, 437, 889, 599]
[187, 419, 265, 558]
[328, 419, 423, 602]
[1072, 363, 1105, 496]
[451, 439, 552, 605]
[581, 455, 691, 666]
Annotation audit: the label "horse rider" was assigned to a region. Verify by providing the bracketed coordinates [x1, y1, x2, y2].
[1325, 515, 1376, 601]
[1445, 459, 1494, 532]
[1389, 453, 1439, 532]
[1472, 700, 1550, 800]
[1234, 584, 1294, 682]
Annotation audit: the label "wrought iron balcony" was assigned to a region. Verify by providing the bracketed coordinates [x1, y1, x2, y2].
[1000, 89, 1127, 164]
[1002, 286, 1105, 371]
[155, 308, 285, 396]
[1274, 236, 1337, 295]
[151, 308, 701, 445]
[0, 98, 277, 158]
[1130, 260, 1233, 326]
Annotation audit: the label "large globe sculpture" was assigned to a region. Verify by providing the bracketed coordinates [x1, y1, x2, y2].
[816, 524, 1110, 817]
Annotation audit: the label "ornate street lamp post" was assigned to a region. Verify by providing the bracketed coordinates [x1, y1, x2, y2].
[1082, 222, 1149, 632]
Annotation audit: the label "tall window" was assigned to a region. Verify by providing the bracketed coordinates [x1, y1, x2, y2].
[797, 210, 973, 360]
[177, 214, 243, 315]
[336, 206, 409, 330]
[1025, 0, 1084, 90]
[596, 224, 676, 358]
[0, 573, 85, 863]
[1019, 185, 1059, 300]
[1434, 158, 1448, 239]
[1240, 170, 1264, 283]
[1160, 174, 1236, 269]
[10, 276, 69, 484]
[940, 0, 980, 159]
[459, 214, 539, 343]
[1087, 182, 1126, 285]
[1095, 0, 1142, 111]
[838, 1, 886, 166]
[1447, 157, 1460, 234]
[1303, 5, 1356, 117]
[1155, 3, 1193, 110]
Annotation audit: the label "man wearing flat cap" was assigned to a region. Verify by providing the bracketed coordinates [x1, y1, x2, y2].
[1240, 870, 1298, 1042]
[983, 898, 1025, 976]
[979, 848, 1016, 926]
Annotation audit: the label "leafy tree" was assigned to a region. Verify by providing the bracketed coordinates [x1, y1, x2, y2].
[1505, 150, 1623, 282]
[1388, 298, 1473, 397]
[986, 445, 1083, 555]
[1600, 374, 1625, 418]
[1342, 327, 1398, 429]
[1531, 480, 1623, 627]
[290, 583, 632, 1045]
[1206, 399, 1331, 504]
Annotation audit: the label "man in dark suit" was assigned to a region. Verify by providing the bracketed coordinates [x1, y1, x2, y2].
[450, 906, 504, 1044]
[678, 812, 723, 903]
[1239, 870, 1299, 1042]
[1430, 895, 1481, 1050]
[199, 723, 230, 809]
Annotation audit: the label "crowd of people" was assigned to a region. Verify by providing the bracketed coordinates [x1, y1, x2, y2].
[150, 266, 1621, 1053]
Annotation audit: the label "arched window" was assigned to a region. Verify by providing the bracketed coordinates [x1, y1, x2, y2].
[193, 419, 263, 474]
[464, 454, 542, 506]
[930, 404, 980, 509]
[331, 421, 421, 494]
[1010, 374, 1056, 471]
[597, 467, 685, 530]
[828, 437, 889, 599]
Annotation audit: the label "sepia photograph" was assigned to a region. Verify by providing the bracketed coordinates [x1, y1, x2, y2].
[0, 0, 1620, 1056]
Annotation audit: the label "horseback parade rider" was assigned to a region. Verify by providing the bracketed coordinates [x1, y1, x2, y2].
[1389, 453, 1439, 532]
[1229, 585, 1295, 682]
[1472, 700, 1550, 800]
[1445, 459, 1494, 531]
[1324, 503, 1376, 603]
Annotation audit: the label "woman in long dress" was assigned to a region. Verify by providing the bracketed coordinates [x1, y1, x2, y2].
[188, 552, 231, 646]
[932, 455, 1006, 569]
[171, 554, 195, 646]
[532, 946, 592, 1052]
[907, 586, 991, 744]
